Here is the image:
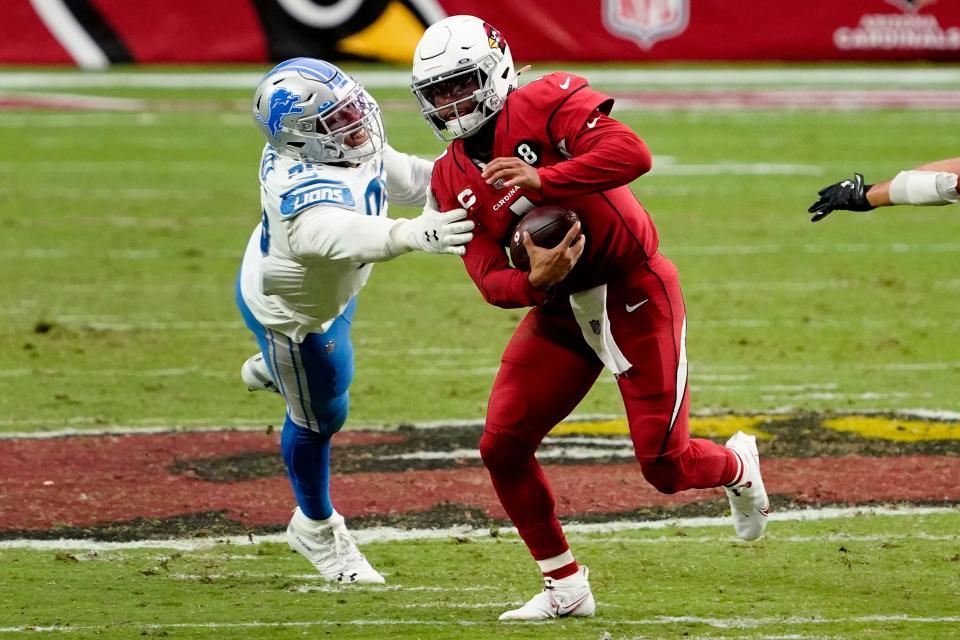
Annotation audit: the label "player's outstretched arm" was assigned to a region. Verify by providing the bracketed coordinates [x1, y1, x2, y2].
[288, 202, 473, 262]
[383, 144, 434, 206]
[809, 157, 960, 222]
[866, 157, 960, 210]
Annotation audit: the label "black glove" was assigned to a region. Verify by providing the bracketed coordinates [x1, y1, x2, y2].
[808, 173, 874, 222]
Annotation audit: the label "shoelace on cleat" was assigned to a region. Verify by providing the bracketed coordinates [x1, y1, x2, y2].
[332, 527, 364, 563]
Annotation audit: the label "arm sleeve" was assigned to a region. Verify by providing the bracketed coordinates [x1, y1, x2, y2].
[287, 207, 409, 263]
[536, 83, 652, 200]
[383, 144, 434, 207]
[538, 114, 652, 200]
[461, 227, 549, 309]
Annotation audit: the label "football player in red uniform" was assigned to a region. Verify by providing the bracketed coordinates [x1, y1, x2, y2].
[412, 15, 770, 620]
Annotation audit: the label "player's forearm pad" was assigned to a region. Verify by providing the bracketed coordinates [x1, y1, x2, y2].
[889, 170, 960, 206]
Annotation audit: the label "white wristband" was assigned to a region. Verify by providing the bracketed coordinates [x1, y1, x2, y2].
[889, 170, 960, 206]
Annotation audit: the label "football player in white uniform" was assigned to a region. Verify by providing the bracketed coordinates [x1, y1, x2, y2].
[237, 58, 473, 584]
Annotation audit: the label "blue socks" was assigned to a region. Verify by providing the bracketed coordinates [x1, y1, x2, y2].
[281, 415, 334, 520]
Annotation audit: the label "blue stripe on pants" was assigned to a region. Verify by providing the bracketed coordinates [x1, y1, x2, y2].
[235, 273, 356, 519]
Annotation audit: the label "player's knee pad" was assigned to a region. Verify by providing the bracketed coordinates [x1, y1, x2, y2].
[308, 391, 349, 436]
[479, 431, 535, 474]
[284, 391, 348, 437]
[640, 457, 688, 495]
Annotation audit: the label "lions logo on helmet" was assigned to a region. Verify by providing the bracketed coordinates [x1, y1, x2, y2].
[256, 88, 304, 141]
[253, 58, 385, 164]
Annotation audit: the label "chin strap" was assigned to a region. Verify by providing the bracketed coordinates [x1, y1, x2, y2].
[340, 138, 378, 162]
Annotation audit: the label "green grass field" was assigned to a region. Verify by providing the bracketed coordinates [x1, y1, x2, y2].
[4, 512, 959, 638]
[1, 66, 958, 638]
[1, 68, 958, 431]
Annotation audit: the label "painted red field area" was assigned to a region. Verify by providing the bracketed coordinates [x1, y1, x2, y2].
[1, 425, 958, 537]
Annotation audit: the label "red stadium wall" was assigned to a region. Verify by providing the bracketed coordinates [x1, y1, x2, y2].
[1, 0, 958, 67]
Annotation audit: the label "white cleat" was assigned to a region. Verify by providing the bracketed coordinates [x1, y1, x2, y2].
[498, 566, 596, 621]
[286, 507, 385, 584]
[241, 353, 278, 393]
[724, 431, 770, 541]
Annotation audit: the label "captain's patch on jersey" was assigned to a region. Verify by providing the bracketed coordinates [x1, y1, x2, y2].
[280, 179, 356, 218]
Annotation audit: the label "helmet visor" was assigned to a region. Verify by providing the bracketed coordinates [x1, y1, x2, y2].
[413, 66, 487, 139]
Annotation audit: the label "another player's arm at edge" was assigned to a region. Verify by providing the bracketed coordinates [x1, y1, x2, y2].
[866, 157, 960, 208]
[809, 156, 960, 221]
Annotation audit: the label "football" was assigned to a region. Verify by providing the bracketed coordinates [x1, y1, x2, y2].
[508, 205, 581, 271]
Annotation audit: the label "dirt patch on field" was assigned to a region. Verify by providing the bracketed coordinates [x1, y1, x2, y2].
[1, 413, 958, 540]
[170, 416, 958, 483]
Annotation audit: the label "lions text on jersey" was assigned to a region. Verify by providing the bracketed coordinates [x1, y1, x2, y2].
[240, 144, 431, 342]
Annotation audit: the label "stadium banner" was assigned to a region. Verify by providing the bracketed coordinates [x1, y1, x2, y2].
[1, 0, 957, 68]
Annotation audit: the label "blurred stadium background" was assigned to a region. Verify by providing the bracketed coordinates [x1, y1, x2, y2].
[1, 1, 959, 638]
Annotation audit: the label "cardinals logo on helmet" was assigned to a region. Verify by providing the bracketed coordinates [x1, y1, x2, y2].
[485, 23, 506, 52]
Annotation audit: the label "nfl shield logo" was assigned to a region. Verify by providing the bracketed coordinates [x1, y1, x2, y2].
[602, 0, 690, 49]
[589, 319, 602, 336]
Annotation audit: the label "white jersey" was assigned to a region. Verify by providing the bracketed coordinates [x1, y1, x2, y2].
[240, 144, 433, 342]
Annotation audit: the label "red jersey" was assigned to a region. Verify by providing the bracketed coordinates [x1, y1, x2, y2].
[431, 72, 658, 308]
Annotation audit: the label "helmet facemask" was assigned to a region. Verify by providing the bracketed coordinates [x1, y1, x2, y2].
[309, 86, 384, 163]
[413, 52, 508, 141]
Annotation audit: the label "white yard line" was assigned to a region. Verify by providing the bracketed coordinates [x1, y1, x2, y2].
[0, 248, 241, 259]
[0, 408, 956, 439]
[280, 585, 495, 593]
[0, 91, 142, 110]
[575, 532, 960, 544]
[759, 391, 932, 402]
[0, 114, 163, 128]
[381, 446, 638, 461]
[649, 161, 824, 176]
[0, 189, 197, 200]
[0, 367, 233, 378]
[694, 362, 960, 373]
[666, 242, 960, 256]
[0, 68, 958, 90]
[0, 506, 955, 551]
[1, 613, 957, 634]
[617, 89, 960, 111]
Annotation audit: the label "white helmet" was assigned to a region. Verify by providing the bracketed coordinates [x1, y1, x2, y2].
[411, 15, 517, 141]
[253, 58, 384, 164]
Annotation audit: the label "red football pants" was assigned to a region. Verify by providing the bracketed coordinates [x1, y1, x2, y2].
[479, 253, 738, 560]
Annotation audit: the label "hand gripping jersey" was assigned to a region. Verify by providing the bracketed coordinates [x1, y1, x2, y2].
[240, 144, 432, 342]
[430, 72, 658, 308]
